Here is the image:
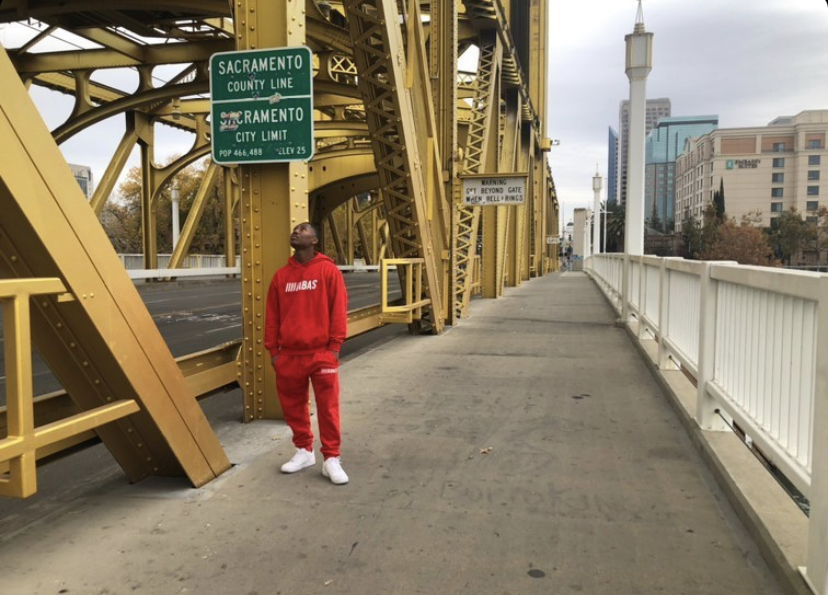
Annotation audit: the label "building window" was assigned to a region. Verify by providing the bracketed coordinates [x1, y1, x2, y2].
[809, 171, 820, 181]
[810, 155, 821, 166]
[773, 142, 786, 152]
[772, 173, 784, 183]
[807, 201, 819, 211]
[771, 217, 781, 229]
[771, 202, 783, 213]
[808, 186, 820, 196]
[771, 188, 784, 198]
[810, 140, 823, 149]
[807, 216, 819, 224]
[773, 158, 785, 168]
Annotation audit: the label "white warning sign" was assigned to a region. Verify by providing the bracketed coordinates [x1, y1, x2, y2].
[462, 175, 527, 206]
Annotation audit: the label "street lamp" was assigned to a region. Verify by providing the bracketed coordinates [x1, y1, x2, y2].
[592, 168, 603, 255]
[171, 183, 180, 250]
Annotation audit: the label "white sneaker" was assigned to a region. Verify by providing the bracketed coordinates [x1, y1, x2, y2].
[281, 448, 316, 473]
[322, 457, 349, 485]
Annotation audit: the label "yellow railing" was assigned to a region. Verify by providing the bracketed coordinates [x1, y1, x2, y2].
[470, 255, 482, 295]
[0, 278, 139, 498]
[379, 259, 431, 324]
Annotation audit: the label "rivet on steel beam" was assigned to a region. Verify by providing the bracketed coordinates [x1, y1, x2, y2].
[137, 442, 143, 448]
[70, 342, 76, 348]
[106, 396, 112, 402]
[82, 361, 89, 367]
[10, 255, 17, 262]
[257, 351, 262, 356]
[246, 405, 251, 410]
[153, 467, 159, 473]
[146, 457, 153, 462]
[127, 428, 133, 433]
[257, 390, 263, 395]
[42, 301, 48, 308]
[94, 379, 100, 385]
[56, 322, 63, 328]
[258, 399, 262, 404]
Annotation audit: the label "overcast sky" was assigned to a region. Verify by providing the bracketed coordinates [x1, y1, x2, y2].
[549, 0, 828, 227]
[3, 2, 828, 227]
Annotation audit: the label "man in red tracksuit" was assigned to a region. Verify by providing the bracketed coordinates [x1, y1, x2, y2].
[265, 222, 349, 485]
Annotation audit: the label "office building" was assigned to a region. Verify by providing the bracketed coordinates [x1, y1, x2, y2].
[69, 163, 94, 199]
[644, 116, 718, 231]
[608, 127, 618, 204]
[675, 110, 828, 228]
[617, 97, 670, 205]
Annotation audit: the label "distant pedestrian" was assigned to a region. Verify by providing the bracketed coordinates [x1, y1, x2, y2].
[264, 222, 349, 485]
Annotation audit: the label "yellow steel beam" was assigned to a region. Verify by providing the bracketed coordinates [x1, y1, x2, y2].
[167, 162, 221, 270]
[0, 46, 230, 487]
[52, 79, 206, 144]
[90, 114, 142, 215]
[345, 0, 446, 333]
[10, 39, 231, 73]
[503, 90, 521, 288]
[236, 0, 310, 421]
[223, 167, 238, 273]
[454, 32, 500, 314]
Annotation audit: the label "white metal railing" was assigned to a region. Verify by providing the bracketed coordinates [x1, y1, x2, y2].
[118, 254, 241, 270]
[588, 253, 828, 595]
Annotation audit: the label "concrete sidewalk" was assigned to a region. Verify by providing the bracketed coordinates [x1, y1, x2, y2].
[0, 272, 784, 594]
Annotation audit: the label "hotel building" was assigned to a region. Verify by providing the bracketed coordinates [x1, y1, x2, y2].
[675, 110, 828, 228]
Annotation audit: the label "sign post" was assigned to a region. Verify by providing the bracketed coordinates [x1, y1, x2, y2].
[460, 173, 528, 206]
[210, 47, 314, 164]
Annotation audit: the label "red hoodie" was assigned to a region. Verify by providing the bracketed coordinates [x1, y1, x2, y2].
[264, 253, 348, 357]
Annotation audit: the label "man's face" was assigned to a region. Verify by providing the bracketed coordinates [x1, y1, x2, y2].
[290, 223, 318, 250]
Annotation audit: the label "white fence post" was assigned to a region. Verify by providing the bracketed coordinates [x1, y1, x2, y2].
[804, 276, 828, 594]
[696, 262, 727, 431]
[637, 255, 647, 338]
[657, 258, 669, 369]
[621, 254, 630, 324]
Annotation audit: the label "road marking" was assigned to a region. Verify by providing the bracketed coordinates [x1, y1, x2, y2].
[205, 323, 243, 334]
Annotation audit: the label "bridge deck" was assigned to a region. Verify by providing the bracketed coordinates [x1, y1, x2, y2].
[0, 273, 784, 594]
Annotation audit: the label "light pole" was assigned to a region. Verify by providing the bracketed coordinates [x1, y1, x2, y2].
[624, 0, 653, 256]
[171, 183, 180, 250]
[592, 168, 603, 255]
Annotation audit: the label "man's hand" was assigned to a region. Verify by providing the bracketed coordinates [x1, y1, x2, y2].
[271, 355, 279, 368]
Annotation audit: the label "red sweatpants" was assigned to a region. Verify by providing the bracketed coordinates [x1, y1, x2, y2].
[275, 351, 341, 459]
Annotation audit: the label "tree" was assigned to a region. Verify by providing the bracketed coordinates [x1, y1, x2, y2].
[810, 206, 828, 266]
[101, 157, 234, 256]
[771, 207, 807, 266]
[713, 178, 726, 222]
[681, 204, 720, 259]
[701, 218, 778, 266]
[603, 202, 625, 252]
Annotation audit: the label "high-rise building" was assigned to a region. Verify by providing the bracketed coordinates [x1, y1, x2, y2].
[608, 127, 618, 204]
[617, 97, 671, 205]
[644, 116, 718, 231]
[675, 110, 828, 228]
[69, 163, 94, 199]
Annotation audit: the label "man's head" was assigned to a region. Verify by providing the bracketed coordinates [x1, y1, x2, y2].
[290, 222, 319, 251]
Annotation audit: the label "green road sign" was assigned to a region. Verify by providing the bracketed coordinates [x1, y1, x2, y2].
[210, 47, 314, 164]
